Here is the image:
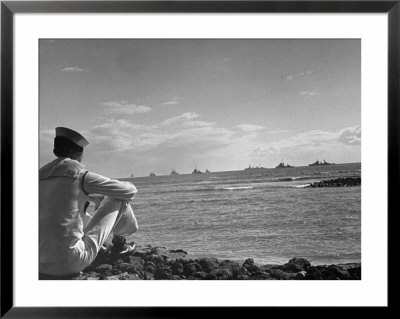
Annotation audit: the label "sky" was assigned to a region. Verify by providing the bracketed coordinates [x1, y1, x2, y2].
[39, 39, 361, 178]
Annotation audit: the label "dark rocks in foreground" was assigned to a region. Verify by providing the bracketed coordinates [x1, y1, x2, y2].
[307, 177, 361, 188]
[40, 245, 361, 280]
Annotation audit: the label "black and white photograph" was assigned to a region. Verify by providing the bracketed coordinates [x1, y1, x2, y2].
[39, 39, 362, 281]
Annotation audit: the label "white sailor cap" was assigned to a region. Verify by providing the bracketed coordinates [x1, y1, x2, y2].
[55, 127, 89, 148]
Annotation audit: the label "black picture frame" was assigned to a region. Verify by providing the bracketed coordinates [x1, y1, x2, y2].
[1, 1, 397, 317]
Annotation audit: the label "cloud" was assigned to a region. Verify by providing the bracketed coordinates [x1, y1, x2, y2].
[184, 120, 216, 127]
[299, 91, 315, 96]
[102, 101, 152, 115]
[266, 129, 289, 134]
[161, 112, 216, 128]
[161, 97, 181, 106]
[61, 67, 83, 72]
[90, 119, 149, 136]
[157, 127, 234, 152]
[250, 125, 361, 159]
[237, 124, 266, 132]
[286, 70, 312, 81]
[162, 112, 200, 125]
[81, 113, 232, 155]
[162, 100, 179, 106]
[338, 125, 361, 145]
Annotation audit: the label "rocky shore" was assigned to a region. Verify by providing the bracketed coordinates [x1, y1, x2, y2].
[40, 245, 361, 280]
[307, 177, 361, 188]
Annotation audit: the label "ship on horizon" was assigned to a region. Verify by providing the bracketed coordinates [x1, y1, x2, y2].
[192, 168, 203, 174]
[192, 163, 203, 174]
[275, 161, 294, 169]
[170, 169, 179, 175]
[308, 160, 335, 166]
[244, 164, 266, 170]
[149, 172, 156, 177]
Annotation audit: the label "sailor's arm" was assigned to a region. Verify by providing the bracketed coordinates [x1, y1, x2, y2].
[82, 171, 137, 202]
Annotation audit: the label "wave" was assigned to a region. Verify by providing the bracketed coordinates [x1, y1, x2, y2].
[217, 186, 254, 191]
[276, 176, 315, 182]
[291, 184, 311, 188]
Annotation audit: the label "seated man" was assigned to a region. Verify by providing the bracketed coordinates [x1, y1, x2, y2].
[39, 127, 138, 277]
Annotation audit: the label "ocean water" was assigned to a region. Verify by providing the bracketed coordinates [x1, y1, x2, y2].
[121, 163, 361, 265]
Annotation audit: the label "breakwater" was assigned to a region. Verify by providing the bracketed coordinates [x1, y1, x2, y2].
[307, 177, 361, 188]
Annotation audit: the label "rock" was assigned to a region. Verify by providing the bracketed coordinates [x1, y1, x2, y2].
[242, 258, 261, 274]
[304, 266, 323, 280]
[95, 264, 113, 274]
[154, 266, 173, 280]
[214, 268, 233, 279]
[148, 253, 165, 265]
[192, 262, 203, 272]
[102, 272, 128, 280]
[150, 247, 169, 255]
[288, 257, 311, 270]
[123, 256, 145, 271]
[143, 272, 154, 280]
[294, 272, 305, 280]
[205, 273, 219, 280]
[250, 272, 273, 280]
[259, 264, 280, 272]
[280, 263, 303, 273]
[75, 244, 361, 281]
[244, 264, 260, 274]
[327, 265, 351, 280]
[120, 274, 141, 280]
[194, 271, 208, 279]
[308, 177, 361, 188]
[317, 266, 340, 280]
[198, 257, 220, 272]
[268, 269, 294, 280]
[114, 262, 136, 273]
[145, 263, 156, 274]
[169, 261, 184, 275]
[167, 249, 189, 260]
[242, 258, 255, 266]
[183, 262, 202, 276]
[347, 264, 361, 279]
[116, 257, 125, 263]
[219, 260, 242, 278]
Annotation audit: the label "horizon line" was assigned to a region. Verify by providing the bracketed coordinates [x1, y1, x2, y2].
[117, 161, 361, 180]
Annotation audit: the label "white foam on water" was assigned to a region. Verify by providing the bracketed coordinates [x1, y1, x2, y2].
[220, 186, 254, 191]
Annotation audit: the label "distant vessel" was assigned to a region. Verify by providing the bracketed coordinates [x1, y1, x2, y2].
[192, 164, 203, 174]
[308, 160, 335, 166]
[205, 169, 211, 173]
[275, 161, 294, 168]
[244, 164, 266, 170]
[170, 169, 179, 175]
[192, 168, 203, 174]
[130, 173, 134, 178]
[149, 172, 156, 177]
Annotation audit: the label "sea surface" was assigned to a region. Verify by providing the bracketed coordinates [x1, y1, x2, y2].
[119, 163, 361, 265]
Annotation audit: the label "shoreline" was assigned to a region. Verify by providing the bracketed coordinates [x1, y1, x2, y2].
[40, 245, 361, 280]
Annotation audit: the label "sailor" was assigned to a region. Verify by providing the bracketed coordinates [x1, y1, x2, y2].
[39, 127, 138, 277]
